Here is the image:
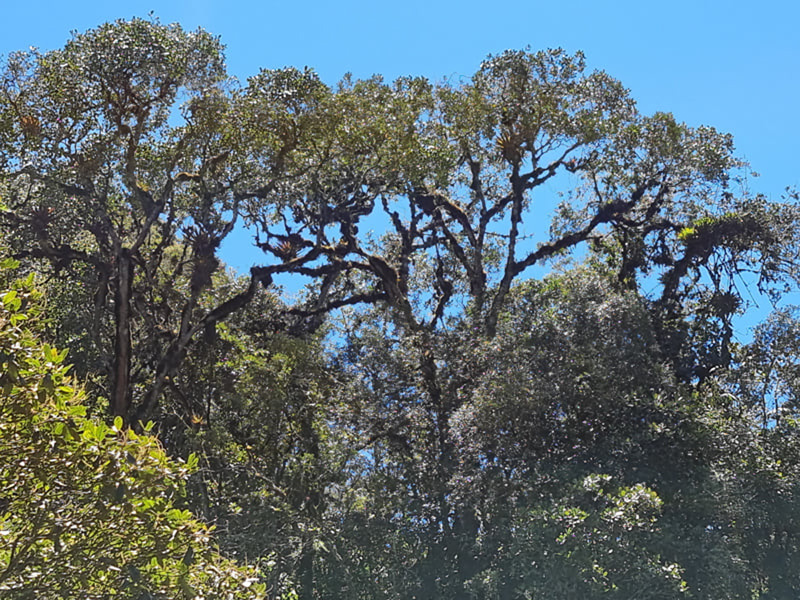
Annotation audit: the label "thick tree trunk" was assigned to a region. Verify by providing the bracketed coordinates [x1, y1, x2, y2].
[112, 250, 133, 419]
[297, 548, 315, 600]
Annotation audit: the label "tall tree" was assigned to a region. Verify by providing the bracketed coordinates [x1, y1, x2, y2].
[245, 50, 800, 597]
[0, 19, 253, 421]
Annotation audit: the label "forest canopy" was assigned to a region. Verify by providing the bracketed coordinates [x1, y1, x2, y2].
[2, 17, 800, 600]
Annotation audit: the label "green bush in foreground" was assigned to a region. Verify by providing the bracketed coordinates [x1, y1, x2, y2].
[0, 263, 265, 598]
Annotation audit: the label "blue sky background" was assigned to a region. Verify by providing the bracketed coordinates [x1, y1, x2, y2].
[2, 0, 799, 330]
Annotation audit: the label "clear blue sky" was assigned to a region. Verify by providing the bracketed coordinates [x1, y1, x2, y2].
[3, 1, 799, 318]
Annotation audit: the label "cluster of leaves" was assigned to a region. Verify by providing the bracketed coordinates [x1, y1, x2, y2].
[0, 261, 265, 598]
[167, 294, 351, 598]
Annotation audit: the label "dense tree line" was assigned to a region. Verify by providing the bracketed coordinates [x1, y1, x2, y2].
[2, 18, 800, 599]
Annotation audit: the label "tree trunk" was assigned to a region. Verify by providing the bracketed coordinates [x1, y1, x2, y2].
[112, 250, 133, 419]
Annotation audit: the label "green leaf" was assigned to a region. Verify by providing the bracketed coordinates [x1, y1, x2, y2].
[2, 290, 17, 307]
[185, 453, 198, 471]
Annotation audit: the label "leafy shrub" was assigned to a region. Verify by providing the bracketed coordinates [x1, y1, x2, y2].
[0, 261, 265, 598]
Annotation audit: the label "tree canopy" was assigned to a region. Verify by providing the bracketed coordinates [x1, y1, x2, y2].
[2, 17, 800, 600]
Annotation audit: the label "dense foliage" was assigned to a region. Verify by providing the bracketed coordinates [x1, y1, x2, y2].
[0, 262, 265, 598]
[2, 17, 800, 599]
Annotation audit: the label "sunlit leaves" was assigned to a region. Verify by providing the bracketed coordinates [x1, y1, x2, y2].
[0, 270, 264, 598]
